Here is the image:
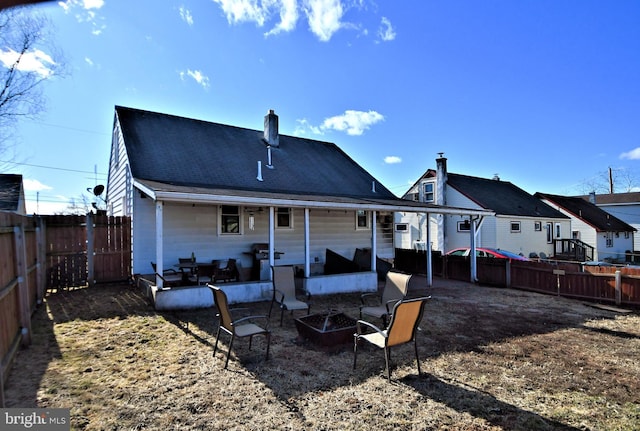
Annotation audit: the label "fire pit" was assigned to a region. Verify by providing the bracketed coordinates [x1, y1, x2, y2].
[294, 311, 358, 351]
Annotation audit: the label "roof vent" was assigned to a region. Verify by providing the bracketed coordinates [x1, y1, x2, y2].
[264, 109, 279, 148]
[492, 174, 500, 181]
[256, 161, 263, 182]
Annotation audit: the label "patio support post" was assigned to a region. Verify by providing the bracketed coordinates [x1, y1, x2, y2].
[371, 210, 377, 273]
[304, 208, 310, 277]
[268, 206, 275, 274]
[470, 216, 477, 283]
[426, 213, 432, 287]
[155, 201, 164, 288]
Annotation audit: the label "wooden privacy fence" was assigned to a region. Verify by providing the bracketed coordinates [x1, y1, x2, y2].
[395, 248, 640, 307]
[0, 212, 131, 407]
[43, 214, 131, 288]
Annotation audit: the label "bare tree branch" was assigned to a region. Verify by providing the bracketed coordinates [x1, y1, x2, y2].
[0, 6, 66, 148]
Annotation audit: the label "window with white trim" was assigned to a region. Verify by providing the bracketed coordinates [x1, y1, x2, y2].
[423, 182, 435, 203]
[276, 207, 293, 229]
[220, 205, 241, 234]
[356, 210, 370, 230]
[395, 223, 408, 232]
[457, 220, 471, 232]
[555, 223, 561, 239]
[510, 221, 521, 233]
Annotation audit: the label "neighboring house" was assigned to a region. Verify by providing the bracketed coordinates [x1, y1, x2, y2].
[0, 174, 26, 215]
[107, 107, 490, 308]
[536, 193, 635, 263]
[396, 156, 570, 258]
[578, 192, 640, 252]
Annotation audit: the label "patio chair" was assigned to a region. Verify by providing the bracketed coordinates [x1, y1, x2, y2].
[269, 265, 311, 326]
[208, 285, 271, 369]
[197, 263, 217, 285]
[150, 262, 183, 287]
[213, 258, 239, 282]
[359, 271, 412, 326]
[353, 296, 430, 380]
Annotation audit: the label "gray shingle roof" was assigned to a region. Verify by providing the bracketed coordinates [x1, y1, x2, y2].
[447, 173, 568, 218]
[0, 174, 23, 212]
[116, 106, 397, 200]
[536, 192, 635, 232]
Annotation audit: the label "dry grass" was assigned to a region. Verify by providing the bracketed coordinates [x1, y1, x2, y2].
[4, 276, 640, 430]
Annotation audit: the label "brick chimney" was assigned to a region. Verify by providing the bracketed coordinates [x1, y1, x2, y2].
[264, 109, 279, 148]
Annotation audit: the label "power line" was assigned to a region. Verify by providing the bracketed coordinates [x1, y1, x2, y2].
[26, 120, 110, 136]
[0, 160, 108, 176]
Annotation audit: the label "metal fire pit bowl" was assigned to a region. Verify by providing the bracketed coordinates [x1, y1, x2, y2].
[294, 311, 357, 351]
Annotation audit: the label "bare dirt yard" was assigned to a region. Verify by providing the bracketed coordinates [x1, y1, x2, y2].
[4, 276, 640, 430]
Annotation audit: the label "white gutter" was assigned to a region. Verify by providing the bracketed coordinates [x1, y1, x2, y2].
[133, 180, 494, 217]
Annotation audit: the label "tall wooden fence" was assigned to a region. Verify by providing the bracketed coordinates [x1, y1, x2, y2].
[395, 248, 640, 307]
[0, 212, 131, 407]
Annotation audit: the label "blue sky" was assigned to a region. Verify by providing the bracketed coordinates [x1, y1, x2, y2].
[4, 0, 640, 214]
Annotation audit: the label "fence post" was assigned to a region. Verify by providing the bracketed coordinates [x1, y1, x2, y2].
[36, 217, 46, 303]
[14, 224, 32, 346]
[86, 213, 95, 287]
[615, 270, 621, 306]
[505, 259, 511, 288]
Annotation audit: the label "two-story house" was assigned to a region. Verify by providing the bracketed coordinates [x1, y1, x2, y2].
[396, 155, 570, 258]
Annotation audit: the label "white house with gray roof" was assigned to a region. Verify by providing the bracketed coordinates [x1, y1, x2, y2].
[107, 107, 490, 308]
[396, 156, 570, 259]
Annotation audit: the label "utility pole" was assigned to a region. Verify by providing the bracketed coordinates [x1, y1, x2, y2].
[609, 167, 614, 194]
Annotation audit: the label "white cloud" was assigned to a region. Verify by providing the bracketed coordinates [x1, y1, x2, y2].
[620, 148, 640, 160]
[58, 0, 104, 11]
[384, 156, 401, 164]
[23, 179, 53, 192]
[180, 6, 194, 26]
[212, 0, 269, 26]
[179, 69, 210, 89]
[321, 110, 384, 135]
[85, 57, 94, 66]
[265, 0, 298, 36]
[59, 0, 105, 34]
[303, 0, 344, 42]
[294, 118, 322, 135]
[0, 48, 56, 78]
[211, 0, 351, 41]
[378, 16, 395, 41]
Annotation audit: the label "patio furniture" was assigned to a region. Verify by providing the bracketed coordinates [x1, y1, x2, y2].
[150, 262, 184, 287]
[359, 271, 412, 326]
[353, 296, 430, 380]
[196, 263, 217, 285]
[209, 285, 271, 369]
[213, 258, 239, 283]
[269, 265, 311, 326]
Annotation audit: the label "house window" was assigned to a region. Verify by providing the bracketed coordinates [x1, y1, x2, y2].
[605, 233, 613, 248]
[625, 232, 630, 239]
[510, 222, 521, 233]
[356, 210, 370, 230]
[423, 182, 435, 203]
[457, 220, 471, 232]
[276, 207, 293, 229]
[572, 231, 580, 240]
[220, 205, 241, 234]
[534, 221, 542, 231]
[555, 223, 561, 239]
[395, 223, 408, 232]
[546, 223, 553, 243]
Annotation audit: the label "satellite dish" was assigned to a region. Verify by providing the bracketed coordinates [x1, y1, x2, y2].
[93, 185, 105, 196]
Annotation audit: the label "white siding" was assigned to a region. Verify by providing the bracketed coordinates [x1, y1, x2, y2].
[132, 200, 394, 275]
[598, 203, 640, 251]
[106, 119, 130, 216]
